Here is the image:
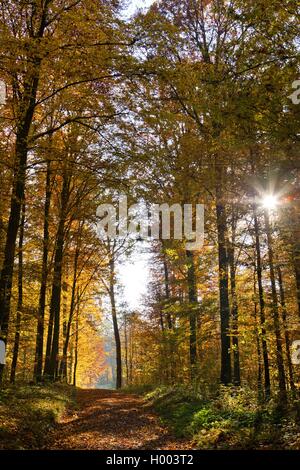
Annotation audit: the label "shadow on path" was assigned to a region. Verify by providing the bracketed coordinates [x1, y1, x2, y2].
[48, 389, 193, 450]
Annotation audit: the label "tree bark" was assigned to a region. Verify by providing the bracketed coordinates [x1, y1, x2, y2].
[253, 269, 263, 401]
[290, 206, 300, 318]
[186, 250, 198, 380]
[277, 265, 295, 392]
[229, 250, 240, 385]
[216, 164, 231, 385]
[228, 209, 241, 385]
[124, 314, 129, 385]
[60, 236, 80, 380]
[34, 159, 52, 382]
[9, 202, 25, 384]
[109, 254, 122, 389]
[73, 292, 79, 387]
[264, 209, 287, 405]
[0, 6, 48, 382]
[253, 204, 271, 400]
[163, 254, 172, 329]
[44, 170, 70, 380]
[43, 300, 55, 377]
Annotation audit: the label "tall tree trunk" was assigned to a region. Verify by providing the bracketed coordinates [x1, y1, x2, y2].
[73, 292, 79, 387]
[163, 252, 176, 383]
[264, 209, 287, 405]
[277, 266, 295, 392]
[253, 204, 271, 400]
[0, 7, 47, 381]
[163, 253, 172, 329]
[290, 206, 300, 318]
[68, 337, 74, 385]
[9, 202, 25, 384]
[0, 98, 38, 383]
[44, 302, 55, 377]
[34, 159, 52, 382]
[44, 170, 69, 380]
[124, 314, 129, 386]
[158, 296, 165, 332]
[186, 250, 198, 380]
[228, 209, 241, 385]
[109, 253, 122, 389]
[60, 238, 80, 380]
[129, 322, 133, 384]
[216, 164, 231, 385]
[253, 269, 263, 401]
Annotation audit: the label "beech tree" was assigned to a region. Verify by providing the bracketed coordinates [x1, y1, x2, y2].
[0, 0, 299, 422]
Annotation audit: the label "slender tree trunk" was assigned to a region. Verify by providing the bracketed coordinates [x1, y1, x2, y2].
[44, 303, 55, 377]
[228, 211, 241, 385]
[294, 258, 300, 318]
[253, 269, 263, 401]
[277, 266, 295, 392]
[124, 314, 129, 385]
[69, 337, 74, 385]
[290, 206, 300, 318]
[264, 209, 287, 405]
[10, 202, 25, 384]
[253, 205, 271, 400]
[159, 298, 165, 332]
[216, 164, 231, 385]
[163, 252, 176, 383]
[186, 250, 198, 380]
[129, 323, 133, 384]
[47, 218, 66, 380]
[60, 300, 67, 381]
[229, 256, 240, 385]
[163, 254, 172, 329]
[109, 255, 122, 389]
[60, 240, 80, 379]
[44, 170, 69, 380]
[73, 293, 79, 387]
[34, 159, 52, 382]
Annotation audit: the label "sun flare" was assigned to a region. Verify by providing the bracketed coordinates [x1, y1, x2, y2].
[262, 194, 278, 210]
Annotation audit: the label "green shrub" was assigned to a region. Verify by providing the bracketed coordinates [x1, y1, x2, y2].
[144, 384, 299, 449]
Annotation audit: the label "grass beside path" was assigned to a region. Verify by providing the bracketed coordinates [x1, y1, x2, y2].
[0, 383, 75, 449]
[142, 385, 300, 450]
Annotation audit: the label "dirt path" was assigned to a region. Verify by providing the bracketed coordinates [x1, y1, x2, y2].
[49, 389, 193, 450]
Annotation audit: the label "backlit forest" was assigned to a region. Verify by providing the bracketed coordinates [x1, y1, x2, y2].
[0, 0, 300, 451]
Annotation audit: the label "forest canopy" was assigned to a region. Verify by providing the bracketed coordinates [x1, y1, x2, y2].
[0, 1, 300, 450]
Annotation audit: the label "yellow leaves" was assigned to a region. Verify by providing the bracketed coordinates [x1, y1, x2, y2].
[165, 247, 180, 260]
[254, 112, 264, 122]
[76, 310, 106, 386]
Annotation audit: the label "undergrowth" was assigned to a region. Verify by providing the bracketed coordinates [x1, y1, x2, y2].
[0, 383, 75, 449]
[143, 385, 300, 449]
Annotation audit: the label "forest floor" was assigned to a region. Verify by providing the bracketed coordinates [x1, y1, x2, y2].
[2, 384, 300, 450]
[0, 383, 74, 450]
[48, 389, 194, 450]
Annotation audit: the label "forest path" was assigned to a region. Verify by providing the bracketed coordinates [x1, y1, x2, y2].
[49, 389, 194, 450]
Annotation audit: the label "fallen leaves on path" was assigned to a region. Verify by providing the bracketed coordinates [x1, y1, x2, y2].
[48, 389, 194, 450]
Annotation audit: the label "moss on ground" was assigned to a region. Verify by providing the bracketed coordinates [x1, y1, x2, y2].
[0, 383, 75, 449]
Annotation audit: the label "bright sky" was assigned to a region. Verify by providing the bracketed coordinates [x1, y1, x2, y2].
[116, 1, 155, 310]
[118, 245, 151, 310]
[125, 0, 155, 17]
